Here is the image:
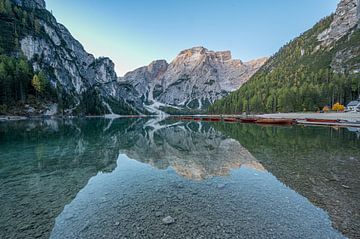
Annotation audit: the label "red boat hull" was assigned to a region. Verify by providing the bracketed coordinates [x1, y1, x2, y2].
[306, 118, 339, 123]
[256, 119, 294, 125]
[223, 118, 239, 122]
[240, 118, 258, 123]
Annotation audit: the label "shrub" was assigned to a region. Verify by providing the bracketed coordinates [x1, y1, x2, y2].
[332, 103, 345, 112]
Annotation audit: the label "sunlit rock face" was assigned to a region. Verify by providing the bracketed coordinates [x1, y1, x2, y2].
[318, 0, 359, 46]
[315, 0, 360, 74]
[121, 121, 264, 180]
[122, 47, 267, 111]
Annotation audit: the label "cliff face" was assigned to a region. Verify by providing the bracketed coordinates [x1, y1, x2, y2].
[318, 0, 359, 46]
[7, 0, 145, 115]
[317, 0, 360, 74]
[122, 47, 267, 112]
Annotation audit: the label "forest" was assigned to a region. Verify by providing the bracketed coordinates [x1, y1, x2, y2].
[209, 16, 360, 114]
[0, 0, 55, 114]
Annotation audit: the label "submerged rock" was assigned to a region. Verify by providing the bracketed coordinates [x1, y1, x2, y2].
[162, 216, 175, 225]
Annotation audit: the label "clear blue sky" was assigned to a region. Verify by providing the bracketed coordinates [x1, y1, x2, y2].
[46, 0, 339, 76]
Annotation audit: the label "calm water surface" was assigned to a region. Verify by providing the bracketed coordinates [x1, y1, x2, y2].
[0, 118, 359, 239]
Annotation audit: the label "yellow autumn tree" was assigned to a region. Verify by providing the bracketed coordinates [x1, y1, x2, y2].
[332, 103, 345, 112]
[31, 72, 48, 94]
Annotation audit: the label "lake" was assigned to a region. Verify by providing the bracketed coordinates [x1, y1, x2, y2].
[0, 118, 359, 239]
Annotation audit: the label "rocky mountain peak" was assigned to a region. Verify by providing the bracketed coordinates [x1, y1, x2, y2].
[216, 51, 232, 62]
[11, 0, 46, 9]
[147, 60, 168, 78]
[318, 0, 359, 46]
[176, 46, 234, 64]
[179, 46, 207, 56]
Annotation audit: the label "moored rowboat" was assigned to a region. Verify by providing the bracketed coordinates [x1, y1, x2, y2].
[256, 118, 294, 125]
[203, 117, 222, 122]
[306, 118, 339, 123]
[240, 118, 258, 123]
[223, 118, 239, 122]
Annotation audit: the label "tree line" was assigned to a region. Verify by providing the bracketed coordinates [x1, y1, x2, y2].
[0, 54, 52, 112]
[209, 15, 360, 114]
[210, 69, 360, 114]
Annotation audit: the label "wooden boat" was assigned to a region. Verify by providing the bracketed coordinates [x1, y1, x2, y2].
[240, 118, 258, 123]
[306, 118, 339, 123]
[256, 118, 294, 125]
[223, 118, 239, 122]
[203, 117, 222, 122]
[182, 117, 194, 120]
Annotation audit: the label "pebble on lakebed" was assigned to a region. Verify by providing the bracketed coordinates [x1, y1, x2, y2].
[162, 216, 175, 225]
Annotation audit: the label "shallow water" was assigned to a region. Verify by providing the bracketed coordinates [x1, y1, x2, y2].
[0, 118, 359, 239]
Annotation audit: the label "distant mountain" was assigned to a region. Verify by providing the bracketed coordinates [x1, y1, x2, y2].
[122, 46, 267, 114]
[0, 0, 146, 116]
[210, 0, 360, 114]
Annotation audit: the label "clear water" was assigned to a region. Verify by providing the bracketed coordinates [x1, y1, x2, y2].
[0, 118, 359, 239]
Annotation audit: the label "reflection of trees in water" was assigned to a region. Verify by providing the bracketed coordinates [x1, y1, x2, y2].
[5, 119, 357, 238]
[215, 123, 360, 239]
[0, 118, 139, 239]
[0, 118, 262, 238]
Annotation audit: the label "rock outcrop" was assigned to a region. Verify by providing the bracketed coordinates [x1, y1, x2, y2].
[319, 0, 360, 74]
[318, 0, 359, 46]
[122, 47, 267, 111]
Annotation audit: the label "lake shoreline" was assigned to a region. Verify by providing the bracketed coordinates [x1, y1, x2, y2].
[0, 115, 154, 122]
[256, 112, 360, 121]
[1, 112, 359, 125]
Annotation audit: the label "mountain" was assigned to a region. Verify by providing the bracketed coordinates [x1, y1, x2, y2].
[0, 0, 267, 116]
[122, 47, 267, 114]
[209, 0, 360, 114]
[0, 0, 145, 116]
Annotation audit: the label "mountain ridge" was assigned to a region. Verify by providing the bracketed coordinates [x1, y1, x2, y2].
[121, 46, 267, 114]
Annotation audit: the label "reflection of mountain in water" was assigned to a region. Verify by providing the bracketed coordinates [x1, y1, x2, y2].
[216, 123, 360, 239]
[121, 121, 264, 180]
[50, 154, 344, 239]
[0, 118, 261, 238]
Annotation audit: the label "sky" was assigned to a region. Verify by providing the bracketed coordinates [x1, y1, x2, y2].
[46, 0, 339, 76]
